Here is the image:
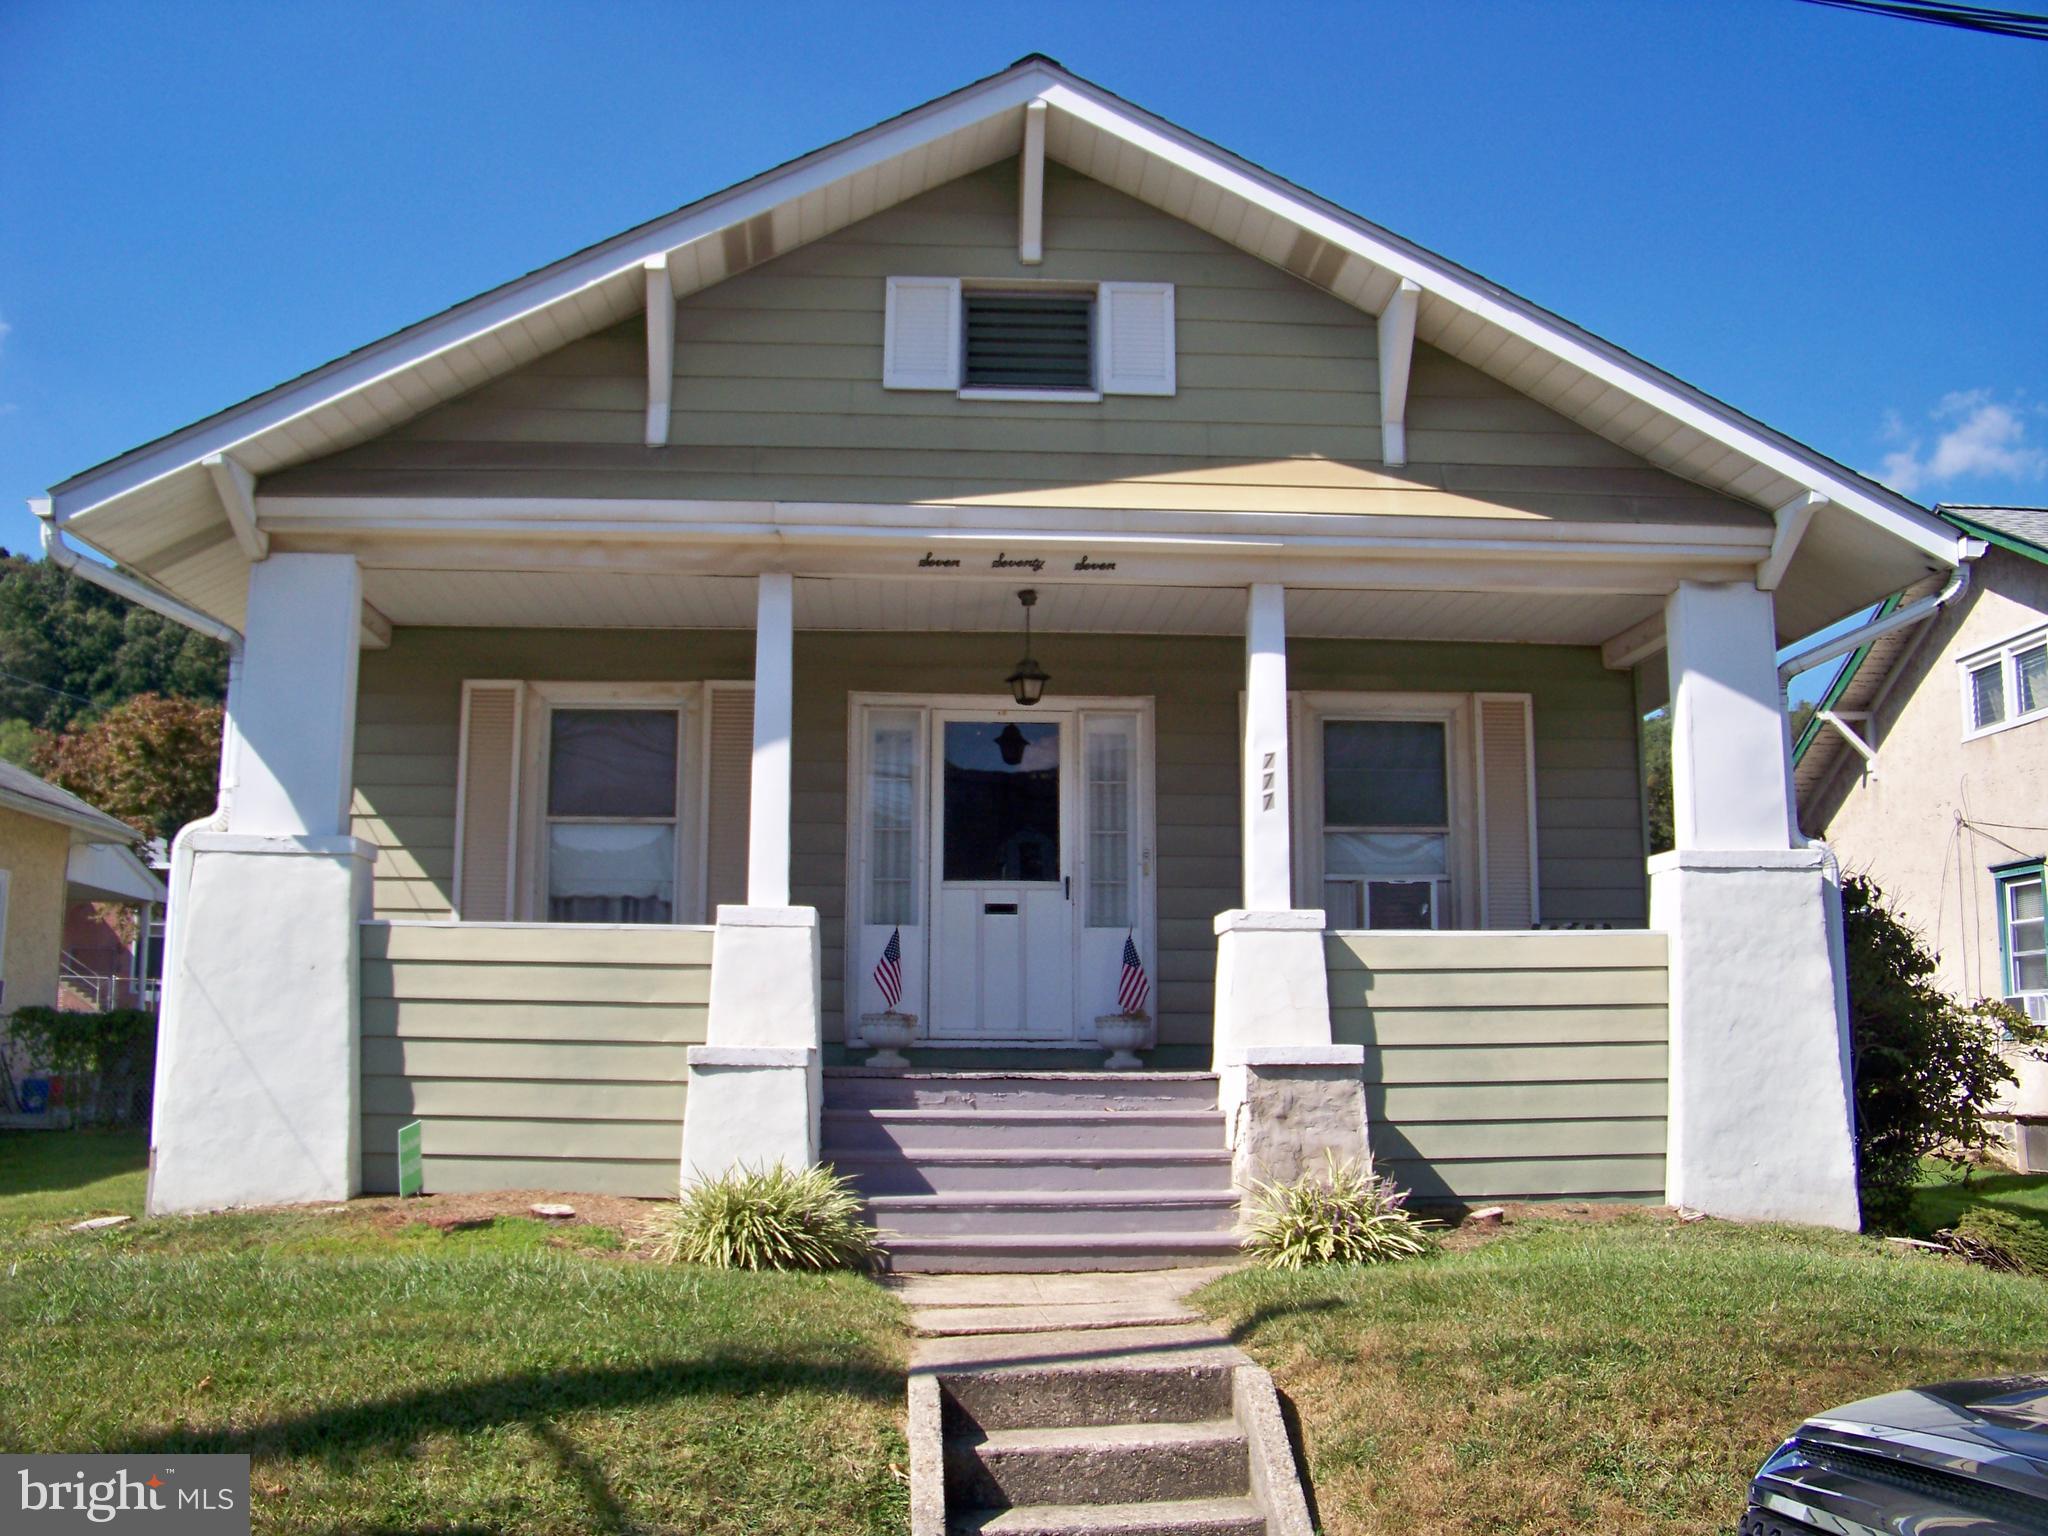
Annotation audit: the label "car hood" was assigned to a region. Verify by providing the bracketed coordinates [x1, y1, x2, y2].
[1810, 1375, 2048, 1473]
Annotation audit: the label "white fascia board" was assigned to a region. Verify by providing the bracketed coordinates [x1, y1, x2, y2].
[1035, 79, 1961, 565]
[51, 65, 1058, 519]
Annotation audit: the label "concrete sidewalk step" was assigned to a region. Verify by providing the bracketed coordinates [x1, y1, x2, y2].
[826, 1070, 1219, 1111]
[830, 1147, 1234, 1196]
[889, 1232, 1244, 1273]
[866, 1190, 1239, 1239]
[824, 1107, 1226, 1154]
[949, 1419, 1249, 1507]
[950, 1496, 1265, 1535]
[914, 1302, 1200, 1338]
[930, 1344, 1239, 1429]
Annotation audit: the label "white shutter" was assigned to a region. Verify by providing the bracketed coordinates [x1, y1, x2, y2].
[703, 684, 754, 912]
[1476, 694, 1539, 929]
[1098, 282, 1176, 395]
[882, 277, 961, 390]
[454, 682, 522, 922]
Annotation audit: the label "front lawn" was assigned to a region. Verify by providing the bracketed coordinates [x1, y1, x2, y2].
[1908, 1154, 2048, 1240]
[1198, 1213, 2048, 1536]
[0, 1134, 910, 1535]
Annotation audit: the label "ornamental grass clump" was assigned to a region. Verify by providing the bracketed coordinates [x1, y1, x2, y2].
[642, 1162, 883, 1272]
[1242, 1153, 1437, 1270]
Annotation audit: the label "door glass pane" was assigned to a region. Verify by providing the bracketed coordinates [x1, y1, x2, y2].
[548, 709, 678, 816]
[943, 721, 1060, 882]
[1085, 719, 1132, 928]
[1324, 720, 1447, 827]
[1970, 663, 2007, 730]
[868, 717, 918, 926]
[2016, 645, 2046, 715]
[547, 823, 675, 923]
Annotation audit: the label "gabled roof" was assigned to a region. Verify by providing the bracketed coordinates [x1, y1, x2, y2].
[0, 759, 137, 844]
[50, 55, 1962, 637]
[1794, 505, 2048, 811]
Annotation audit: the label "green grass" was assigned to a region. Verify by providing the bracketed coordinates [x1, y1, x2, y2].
[1198, 1213, 2048, 1536]
[1908, 1155, 2048, 1240]
[0, 1134, 910, 1534]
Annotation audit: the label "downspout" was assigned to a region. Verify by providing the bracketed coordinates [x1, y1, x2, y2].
[1776, 543, 1980, 687]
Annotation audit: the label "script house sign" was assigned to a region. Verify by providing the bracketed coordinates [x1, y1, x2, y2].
[915, 550, 1119, 573]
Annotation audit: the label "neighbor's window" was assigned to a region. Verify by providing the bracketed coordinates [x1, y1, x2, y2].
[1962, 627, 2048, 736]
[545, 708, 681, 923]
[962, 291, 1095, 392]
[1321, 719, 1450, 930]
[2002, 865, 2046, 1000]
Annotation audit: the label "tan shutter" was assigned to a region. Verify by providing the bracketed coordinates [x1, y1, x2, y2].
[454, 682, 522, 921]
[1098, 282, 1176, 395]
[703, 684, 754, 911]
[1476, 694, 1539, 929]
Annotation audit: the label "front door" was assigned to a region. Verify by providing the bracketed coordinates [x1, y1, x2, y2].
[930, 712, 1075, 1039]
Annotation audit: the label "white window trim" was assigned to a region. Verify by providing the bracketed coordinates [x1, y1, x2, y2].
[515, 681, 704, 924]
[1958, 622, 2048, 742]
[1290, 691, 1479, 930]
[2001, 866, 2046, 1004]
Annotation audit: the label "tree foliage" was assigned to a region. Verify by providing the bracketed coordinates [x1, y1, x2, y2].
[33, 693, 224, 842]
[1842, 874, 2048, 1230]
[0, 550, 226, 733]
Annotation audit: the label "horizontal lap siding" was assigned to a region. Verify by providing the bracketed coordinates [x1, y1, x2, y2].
[359, 920, 712, 1197]
[266, 163, 1758, 531]
[1327, 930, 1669, 1204]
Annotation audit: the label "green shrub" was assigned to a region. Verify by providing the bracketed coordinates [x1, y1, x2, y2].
[1241, 1153, 1436, 1271]
[642, 1163, 882, 1272]
[5, 1005, 156, 1125]
[1945, 1209, 2048, 1279]
[1842, 875, 2048, 1231]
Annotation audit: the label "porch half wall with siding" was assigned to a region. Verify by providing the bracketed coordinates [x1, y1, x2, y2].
[352, 626, 1651, 1054]
[1328, 930, 1670, 1203]
[360, 921, 709, 1196]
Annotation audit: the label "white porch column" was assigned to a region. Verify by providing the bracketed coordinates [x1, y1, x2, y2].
[150, 553, 374, 1214]
[1214, 584, 1364, 1190]
[682, 570, 823, 1184]
[1651, 581, 1859, 1229]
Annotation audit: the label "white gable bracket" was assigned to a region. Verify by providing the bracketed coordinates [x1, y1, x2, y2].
[202, 453, 268, 561]
[1377, 280, 1420, 467]
[1600, 612, 1665, 671]
[1018, 99, 1047, 265]
[1757, 491, 1826, 592]
[360, 601, 393, 650]
[644, 256, 675, 448]
[1818, 710, 1877, 779]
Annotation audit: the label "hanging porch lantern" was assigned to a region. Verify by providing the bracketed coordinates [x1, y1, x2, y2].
[1005, 589, 1050, 706]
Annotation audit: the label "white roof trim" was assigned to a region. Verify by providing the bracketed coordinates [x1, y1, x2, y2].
[50, 56, 1959, 577]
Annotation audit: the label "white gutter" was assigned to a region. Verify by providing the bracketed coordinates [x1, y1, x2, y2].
[1776, 542, 1980, 685]
[32, 499, 244, 825]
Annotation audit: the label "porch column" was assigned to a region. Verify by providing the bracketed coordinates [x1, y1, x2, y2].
[150, 553, 375, 1214]
[1213, 583, 1366, 1190]
[1651, 580, 1858, 1229]
[682, 570, 823, 1185]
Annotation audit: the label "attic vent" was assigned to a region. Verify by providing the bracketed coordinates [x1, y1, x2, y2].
[963, 292, 1094, 391]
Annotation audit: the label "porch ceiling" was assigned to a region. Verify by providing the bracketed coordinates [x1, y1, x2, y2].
[357, 569, 1660, 646]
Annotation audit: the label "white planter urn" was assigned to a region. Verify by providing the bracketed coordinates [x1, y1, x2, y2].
[1095, 1013, 1154, 1071]
[859, 1012, 917, 1070]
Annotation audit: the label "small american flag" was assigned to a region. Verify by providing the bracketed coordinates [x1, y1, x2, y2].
[1117, 931, 1150, 1016]
[873, 927, 903, 1010]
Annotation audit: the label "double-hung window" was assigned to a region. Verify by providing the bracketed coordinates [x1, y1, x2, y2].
[1319, 717, 1453, 930]
[2000, 862, 2046, 1011]
[1961, 626, 2048, 738]
[543, 707, 683, 924]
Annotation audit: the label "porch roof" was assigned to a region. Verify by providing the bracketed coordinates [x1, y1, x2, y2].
[48, 56, 1960, 644]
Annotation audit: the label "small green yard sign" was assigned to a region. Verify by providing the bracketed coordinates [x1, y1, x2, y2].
[397, 1120, 424, 1197]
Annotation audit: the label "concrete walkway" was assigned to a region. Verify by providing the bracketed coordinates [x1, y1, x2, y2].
[891, 1266, 1236, 1343]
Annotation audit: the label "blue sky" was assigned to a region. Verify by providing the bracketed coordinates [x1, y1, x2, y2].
[2, 0, 2044, 692]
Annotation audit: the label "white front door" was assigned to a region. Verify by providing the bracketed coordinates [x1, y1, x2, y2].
[930, 711, 1074, 1039]
[848, 696, 1154, 1047]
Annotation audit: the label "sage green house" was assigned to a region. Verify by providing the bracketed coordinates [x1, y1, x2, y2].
[44, 58, 1966, 1245]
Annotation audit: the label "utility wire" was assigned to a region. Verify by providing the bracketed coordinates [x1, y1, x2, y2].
[1796, 0, 2048, 39]
[0, 666, 97, 709]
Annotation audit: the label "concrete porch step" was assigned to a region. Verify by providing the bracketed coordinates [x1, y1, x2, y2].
[865, 1190, 1239, 1240]
[823, 1107, 1225, 1154]
[949, 1418, 1249, 1508]
[830, 1147, 1235, 1196]
[826, 1070, 1219, 1111]
[886, 1231, 1244, 1273]
[951, 1497, 1265, 1535]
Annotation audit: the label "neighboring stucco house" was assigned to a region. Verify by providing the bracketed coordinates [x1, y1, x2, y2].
[38, 59, 1973, 1249]
[1797, 505, 2048, 1171]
